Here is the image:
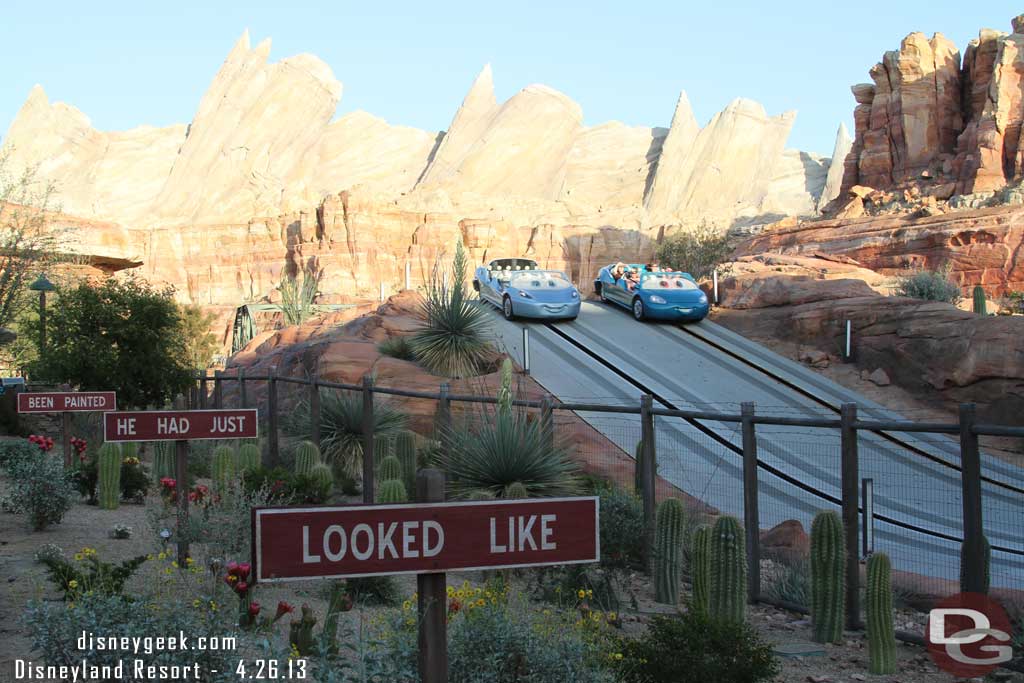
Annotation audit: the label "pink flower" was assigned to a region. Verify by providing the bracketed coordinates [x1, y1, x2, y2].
[226, 561, 239, 575]
[237, 563, 251, 580]
[274, 601, 294, 620]
[235, 581, 249, 595]
[248, 601, 261, 617]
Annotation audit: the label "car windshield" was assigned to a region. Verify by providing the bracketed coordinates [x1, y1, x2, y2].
[509, 271, 572, 289]
[639, 272, 699, 290]
[490, 258, 538, 271]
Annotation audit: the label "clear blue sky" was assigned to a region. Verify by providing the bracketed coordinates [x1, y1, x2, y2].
[1, 1, 1018, 155]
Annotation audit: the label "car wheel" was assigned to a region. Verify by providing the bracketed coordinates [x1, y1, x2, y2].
[600, 286, 610, 304]
[632, 297, 645, 321]
[472, 279, 480, 292]
[503, 296, 515, 320]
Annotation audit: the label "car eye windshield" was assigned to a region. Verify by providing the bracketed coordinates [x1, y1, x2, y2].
[640, 274, 698, 289]
[511, 273, 570, 289]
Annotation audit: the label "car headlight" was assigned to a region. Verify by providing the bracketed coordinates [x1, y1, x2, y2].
[571, 290, 579, 298]
[518, 290, 533, 299]
[649, 295, 667, 304]
[698, 293, 708, 304]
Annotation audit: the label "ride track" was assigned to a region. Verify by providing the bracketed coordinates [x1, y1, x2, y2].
[482, 300, 1024, 588]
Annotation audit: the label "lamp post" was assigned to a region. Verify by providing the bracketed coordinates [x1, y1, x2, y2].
[28, 274, 56, 353]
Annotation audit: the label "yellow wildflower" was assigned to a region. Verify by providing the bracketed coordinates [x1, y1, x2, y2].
[192, 599, 201, 608]
[577, 589, 586, 599]
[402, 600, 412, 611]
[68, 580, 79, 589]
[171, 561, 179, 568]
[157, 552, 166, 560]
[74, 553, 83, 562]
[288, 644, 300, 661]
[185, 557, 194, 565]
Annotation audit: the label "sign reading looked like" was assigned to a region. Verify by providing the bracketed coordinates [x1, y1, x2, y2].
[18, 391, 116, 413]
[253, 497, 599, 582]
[103, 409, 258, 442]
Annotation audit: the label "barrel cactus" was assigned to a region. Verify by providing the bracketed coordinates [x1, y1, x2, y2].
[152, 441, 174, 481]
[654, 498, 685, 605]
[212, 445, 237, 491]
[395, 430, 417, 492]
[378, 479, 407, 503]
[237, 443, 261, 472]
[294, 440, 320, 477]
[97, 442, 122, 510]
[709, 515, 746, 623]
[467, 489, 496, 501]
[310, 463, 334, 492]
[960, 534, 991, 594]
[810, 511, 846, 644]
[497, 357, 514, 417]
[866, 552, 896, 675]
[690, 524, 712, 616]
[378, 455, 403, 483]
[973, 285, 987, 315]
[503, 481, 529, 499]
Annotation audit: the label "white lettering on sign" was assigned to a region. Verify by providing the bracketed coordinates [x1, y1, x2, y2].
[28, 396, 55, 410]
[489, 515, 557, 554]
[212, 415, 246, 434]
[301, 521, 447, 564]
[116, 417, 137, 436]
[63, 395, 107, 409]
[156, 416, 190, 435]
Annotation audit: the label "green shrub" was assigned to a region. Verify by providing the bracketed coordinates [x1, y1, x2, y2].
[893, 264, 962, 304]
[764, 559, 810, 608]
[5, 452, 74, 530]
[655, 220, 733, 281]
[536, 564, 624, 614]
[40, 550, 148, 600]
[439, 412, 579, 499]
[345, 575, 401, 607]
[621, 613, 779, 683]
[277, 267, 320, 326]
[0, 439, 37, 471]
[598, 486, 645, 570]
[377, 335, 417, 361]
[72, 456, 150, 504]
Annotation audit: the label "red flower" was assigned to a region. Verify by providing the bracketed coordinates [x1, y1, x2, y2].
[248, 601, 261, 617]
[226, 561, 239, 575]
[448, 599, 462, 614]
[235, 581, 249, 595]
[274, 601, 294, 620]
[237, 563, 251, 580]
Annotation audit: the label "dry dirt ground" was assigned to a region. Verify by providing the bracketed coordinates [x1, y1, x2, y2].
[3, 479, 1010, 683]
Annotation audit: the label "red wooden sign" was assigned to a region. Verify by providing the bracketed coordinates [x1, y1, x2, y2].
[17, 391, 116, 413]
[252, 497, 600, 582]
[103, 409, 259, 442]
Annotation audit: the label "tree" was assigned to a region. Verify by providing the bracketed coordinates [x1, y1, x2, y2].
[27, 276, 193, 408]
[178, 304, 219, 370]
[655, 220, 733, 281]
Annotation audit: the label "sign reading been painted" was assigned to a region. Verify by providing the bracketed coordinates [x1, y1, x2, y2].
[252, 497, 599, 582]
[103, 409, 258, 442]
[18, 391, 116, 413]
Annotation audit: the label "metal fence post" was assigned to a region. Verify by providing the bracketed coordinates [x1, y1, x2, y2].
[199, 372, 208, 409]
[213, 370, 223, 409]
[522, 328, 531, 375]
[959, 403, 985, 594]
[640, 394, 656, 572]
[840, 403, 860, 630]
[238, 367, 247, 409]
[267, 367, 279, 467]
[310, 375, 321, 448]
[437, 383, 452, 453]
[741, 402, 760, 603]
[362, 375, 375, 504]
[540, 394, 554, 452]
[416, 469, 448, 682]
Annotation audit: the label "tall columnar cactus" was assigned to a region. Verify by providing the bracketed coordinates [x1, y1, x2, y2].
[866, 552, 896, 675]
[960, 534, 991, 594]
[237, 443, 261, 473]
[503, 481, 529, 499]
[633, 439, 646, 495]
[973, 285, 988, 315]
[212, 445, 237, 491]
[323, 581, 352, 655]
[152, 441, 174, 481]
[378, 455, 402, 482]
[654, 498, 685, 605]
[395, 430, 417, 493]
[690, 524, 712, 616]
[810, 511, 846, 644]
[294, 440, 320, 477]
[97, 442, 122, 510]
[497, 358, 514, 417]
[709, 515, 746, 624]
[378, 479, 408, 503]
[310, 463, 334, 492]
[121, 442, 138, 460]
[373, 434, 392, 465]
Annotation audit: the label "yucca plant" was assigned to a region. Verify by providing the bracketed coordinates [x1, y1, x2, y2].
[276, 267, 320, 326]
[410, 242, 493, 377]
[437, 410, 580, 499]
[377, 335, 417, 361]
[283, 389, 407, 476]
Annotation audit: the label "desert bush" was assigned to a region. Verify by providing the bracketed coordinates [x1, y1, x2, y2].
[283, 389, 406, 476]
[377, 335, 417, 361]
[0, 438, 37, 470]
[344, 575, 401, 607]
[893, 264, 962, 304]
[277, 266, 320, 326]
[620, 613, 778, 683]
[40, 547, 148, 600]
[763, 559, 810, 608]
[655, 220, 733, 281]
[5, 452, 74, 530]
[597, 485, 646, 570]
[411, 242, 493, 377]
[438, 411, 579, 499]
[535, 564, 626, 614]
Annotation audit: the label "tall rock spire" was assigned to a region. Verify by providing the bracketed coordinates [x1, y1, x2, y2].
[817, 122, 852, 211]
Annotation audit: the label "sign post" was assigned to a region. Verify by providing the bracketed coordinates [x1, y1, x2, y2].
[416, 469, 447, 683]
[105, 408, 259, 564]
[18, 390, 117, 467]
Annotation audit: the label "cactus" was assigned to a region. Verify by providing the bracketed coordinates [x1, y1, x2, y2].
[690, 524, 712, 616]
[467, 489, 496, 501]
[237, 443, 261, 472]
[810, 511, 846, 644]
[373, 434, 392, 464]
[322, 581, 352, 654]
[212, 445, 237, 491]
[973, 285, 988, 315]
[395, 430, 417, 493]
[378, 479, 407, 503]
[960, 534, 991, 594]
[378, 455, 402, 483]
[497, 358, 514, 417]
[121, 442, 138, 460]
[152, 442, 174, 481]
[294, 440, 320, 477]
[709, 515, 746, 624]
[633, 439, 646, 495]
[97, 442, 122, 510]
[289, 604, 319, 656]
[503, 481, 529, 499]
[654, 498, 685, 605]
[866, 552, 896, 675]
[309, 462, 334, 492]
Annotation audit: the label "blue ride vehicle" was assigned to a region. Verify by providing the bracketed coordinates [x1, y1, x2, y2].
[474, 258, 580, 321]
[593, 263, 709, 322]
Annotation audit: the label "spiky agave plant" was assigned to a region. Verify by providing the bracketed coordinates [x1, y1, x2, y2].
[437, 409, 580, 499]
[410, 242, 493, 377]
[283, 389, 407, 476]
[276, 267, 320, 326]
